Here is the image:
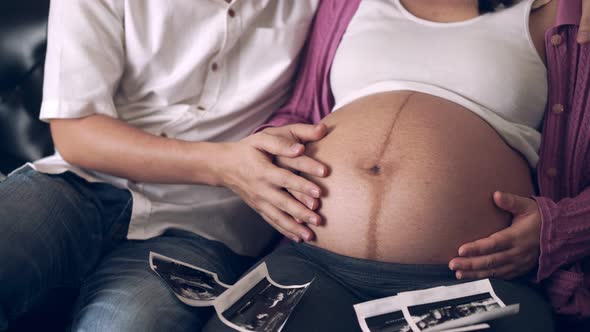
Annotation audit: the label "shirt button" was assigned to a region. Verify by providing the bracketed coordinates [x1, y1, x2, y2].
[228, 9, 236, 18]
[225, 0, 232, 3]
[160, 132, 168, 138]
[211, 62, 219, 72]
[546, 168, 558, 178]
[552, 104, 564, 114]
[550, 34, 562, 46]
[197, 106, 206, 111]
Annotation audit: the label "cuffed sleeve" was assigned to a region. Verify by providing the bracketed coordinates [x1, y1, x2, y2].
[535, 189, 590, 282]
[41, 0, 125, 122]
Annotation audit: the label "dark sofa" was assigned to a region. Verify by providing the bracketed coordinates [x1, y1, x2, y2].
[0, 1, 73, 331]
[0, 0, 53, 176]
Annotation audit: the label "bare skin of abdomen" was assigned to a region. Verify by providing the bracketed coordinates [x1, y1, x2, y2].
[305, 91, 534, 264]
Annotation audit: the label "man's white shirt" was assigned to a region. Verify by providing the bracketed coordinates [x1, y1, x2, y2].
[30, 0, 319, 256]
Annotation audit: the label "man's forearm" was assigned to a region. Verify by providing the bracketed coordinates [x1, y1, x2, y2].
[50, 114, 328, 241]
[50, 114, 226, 185]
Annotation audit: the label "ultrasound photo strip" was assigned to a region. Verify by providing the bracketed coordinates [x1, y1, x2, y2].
[149, 252, 232, 307]
[354, 295, 412, 332]
[354, 296, 490, 332]
[149, 253, 313, 331]
[354, 279, 519, 332]
[398, 279, 519, 332]
[214, 263, 312, 332]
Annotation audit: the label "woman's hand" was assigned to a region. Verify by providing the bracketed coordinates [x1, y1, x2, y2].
[219, 123, 328, 242]
[579, 0, 590, 43]
[448, 191, 542, 280]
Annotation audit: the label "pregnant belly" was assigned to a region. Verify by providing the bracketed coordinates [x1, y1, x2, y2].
[305, 91, 534, 264]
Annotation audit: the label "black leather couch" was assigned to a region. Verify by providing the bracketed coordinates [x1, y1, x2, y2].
[0, 0, 53, 176]
[0, 2, 74, 331]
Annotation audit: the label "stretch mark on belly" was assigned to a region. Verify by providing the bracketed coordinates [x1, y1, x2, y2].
[365, 92, 414, 259]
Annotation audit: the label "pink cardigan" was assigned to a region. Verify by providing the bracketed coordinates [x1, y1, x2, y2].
[262, 0, 590, 319]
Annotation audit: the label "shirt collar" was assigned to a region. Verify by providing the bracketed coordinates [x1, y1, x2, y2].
[556, 0, 581, 27]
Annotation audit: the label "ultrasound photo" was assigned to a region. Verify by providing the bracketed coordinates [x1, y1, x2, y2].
[149, 252, 230, 306]
[222, 279, 308, 332]
[408, 293, 500, 330]
[365, 310, 412, 332]
[215, 263, 311, 332]
[356, 280, 517, 332]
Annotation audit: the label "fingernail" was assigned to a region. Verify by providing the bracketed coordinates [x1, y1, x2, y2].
[578, 31, 590, 43]
[310, 188, 321, 198]
[291, 144, 304, 153]
[317, 167, 326, 177]
[291, 235, 301, 243]
[456, 272, 463, 280]
[301, 232, 312, 241]
[309, 215, 320, 225]
[306, 199, 317, 210]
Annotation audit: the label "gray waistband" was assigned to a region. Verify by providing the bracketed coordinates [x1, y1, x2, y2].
[292, 243, 459, 299]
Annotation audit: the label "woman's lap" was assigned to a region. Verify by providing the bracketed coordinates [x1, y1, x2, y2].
[203, 243, 363, 332]
[204, 243, 554, 332]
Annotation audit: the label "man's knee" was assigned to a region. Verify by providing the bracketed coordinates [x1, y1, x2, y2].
[71, 270, 209, 332]
[0, 169, 104, 319]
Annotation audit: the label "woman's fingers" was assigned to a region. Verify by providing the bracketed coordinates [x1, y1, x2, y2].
[492, 191, 536, 215]
[449, 250, 513, 272]
[457, 230, 513, 257]
[454, 263, 517, 280]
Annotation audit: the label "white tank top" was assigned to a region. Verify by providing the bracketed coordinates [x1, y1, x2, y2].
[331, 0, 547, 166]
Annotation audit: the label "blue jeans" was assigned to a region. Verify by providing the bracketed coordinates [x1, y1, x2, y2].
[0, 167, 255, 331]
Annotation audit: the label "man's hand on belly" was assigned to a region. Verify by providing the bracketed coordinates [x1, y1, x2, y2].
[271, 125, 329, 220]
[220, 123, 328, 242]
[448, 191, 542, 280]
